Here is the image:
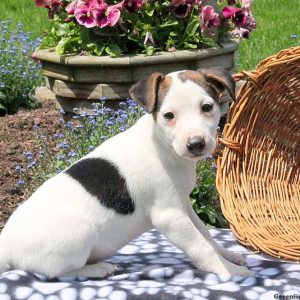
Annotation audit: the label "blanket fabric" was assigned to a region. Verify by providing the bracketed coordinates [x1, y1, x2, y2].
[0, 229, 299, 300]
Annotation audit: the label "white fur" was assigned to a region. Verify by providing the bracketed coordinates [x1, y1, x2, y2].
[0, 71, 252, 278]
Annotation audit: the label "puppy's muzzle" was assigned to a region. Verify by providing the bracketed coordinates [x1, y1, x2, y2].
[186, 136, 206, 155]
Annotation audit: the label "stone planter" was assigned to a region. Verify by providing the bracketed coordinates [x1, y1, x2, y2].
[34, 41, 238, 112]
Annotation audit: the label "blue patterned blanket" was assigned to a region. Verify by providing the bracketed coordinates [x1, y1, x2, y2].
[0, 229, 299, 300]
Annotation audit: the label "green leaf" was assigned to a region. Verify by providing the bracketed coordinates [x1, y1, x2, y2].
[186, 18, 200, 37]
[105, 44, 122, 57]
[145, 45, 154, 56]
[208, 211, 217, 224]
[0, 91, 6, 100]
[159, 20, 179, 28]
[55, 38, 68, 54]
[145, 8, 155, 17]
[53, 23, 69, 37]
[55, 160, 64, 169]
[183, 42, 197, 49]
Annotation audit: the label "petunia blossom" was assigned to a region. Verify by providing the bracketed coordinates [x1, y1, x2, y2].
[200, 5, 221, 34]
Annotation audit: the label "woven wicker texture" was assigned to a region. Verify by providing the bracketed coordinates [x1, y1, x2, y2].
[216, 46, 300, 261]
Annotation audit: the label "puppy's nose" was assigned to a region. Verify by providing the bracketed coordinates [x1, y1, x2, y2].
[186, 136, 206, 154]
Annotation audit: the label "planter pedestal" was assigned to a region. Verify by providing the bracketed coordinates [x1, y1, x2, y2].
[34, 42, 238, 112]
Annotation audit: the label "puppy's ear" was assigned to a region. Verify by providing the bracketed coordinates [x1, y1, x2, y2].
[129, 72, 165, 113]
[198, 68, 236, 102]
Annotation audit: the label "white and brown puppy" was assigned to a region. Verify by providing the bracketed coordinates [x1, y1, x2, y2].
[0, 69, 253, 278]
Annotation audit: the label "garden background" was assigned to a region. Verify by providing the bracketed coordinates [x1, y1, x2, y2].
[0, 0, 299, 229]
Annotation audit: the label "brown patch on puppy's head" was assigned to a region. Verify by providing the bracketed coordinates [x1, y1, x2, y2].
[178, 69, 236, 102]
[129, 73, 172, 113]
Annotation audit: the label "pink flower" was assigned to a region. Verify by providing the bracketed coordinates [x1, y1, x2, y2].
[222, 6, 247, 27]
[223, 3, 256, 31]
[200, 5, 220, 33]
[35, 0, 63, 18]
[74, 0, 100, 28]
[65, 0, 78, 14]
[230, 27, 249, 38]
[170, 0, 201, 19]
[92, 3, 121, 28]
[123, 0, 145, 13]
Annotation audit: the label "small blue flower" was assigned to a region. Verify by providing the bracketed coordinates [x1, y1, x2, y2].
[99, 96, 107, 104]
[88, 145, 95, 151]
[24, 151, 33, 160]
[291, 34, 298, 39]
[68, 151, 77, 157]
[88, 119, 96, 125]
[28, 161, 36, 169]
[104, 108, 113, 114]
[65, 121, 73, 128]
[105, 119, 115, 126]
[119, 102, 127, 108]
[119, 126, 126, 132]
[17, 179, 25, 185]
[80, 112, 87, 117]
[100, 135, 107, 140]
[76, 124, 84, 128]
[56, 153, 65, 160]
[39, 134, 46, 139]
[58, 141, 69, 149]
[15, 165, 22, 171]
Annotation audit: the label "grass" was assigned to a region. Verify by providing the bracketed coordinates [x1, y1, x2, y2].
[237, 0, 300, 71]
[0, 0, 49, 39]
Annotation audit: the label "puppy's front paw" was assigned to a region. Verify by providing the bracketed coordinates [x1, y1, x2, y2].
[215, 259, 254, 277]
[220, 249, 246, 266]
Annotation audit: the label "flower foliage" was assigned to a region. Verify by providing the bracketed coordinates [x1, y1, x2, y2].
[0, 21, 43, 114]
[36, 0, 256, 56]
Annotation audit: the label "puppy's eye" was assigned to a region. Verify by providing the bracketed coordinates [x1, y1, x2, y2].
[163, 112, 175, 120]
[202, 103, 214, 113]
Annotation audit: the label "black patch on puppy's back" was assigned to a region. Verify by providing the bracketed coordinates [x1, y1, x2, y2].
[65, 158, 135, 215]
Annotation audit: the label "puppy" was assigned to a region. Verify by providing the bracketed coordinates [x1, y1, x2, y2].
[0, 69, 253, 278]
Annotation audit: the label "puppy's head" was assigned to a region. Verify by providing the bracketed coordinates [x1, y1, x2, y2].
[129, 69, 235, 161]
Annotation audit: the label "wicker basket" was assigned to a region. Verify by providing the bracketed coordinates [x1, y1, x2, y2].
[216, 46, 300, 261]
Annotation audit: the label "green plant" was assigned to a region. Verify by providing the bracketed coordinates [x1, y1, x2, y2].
[35, 0, 256, 56]
[190, 159, 227, 228]
[0, 21, 43, 114]
[17, 100, 144, 194]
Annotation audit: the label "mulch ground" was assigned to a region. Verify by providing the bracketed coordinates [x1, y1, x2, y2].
[0, 99, 61, 230]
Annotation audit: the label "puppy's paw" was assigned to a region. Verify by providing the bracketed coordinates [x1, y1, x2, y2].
[214, 259, 254, 277]
[220, 249, 246, 266]
[225, 265, 254, 277]
[63, 262, 117, 278]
